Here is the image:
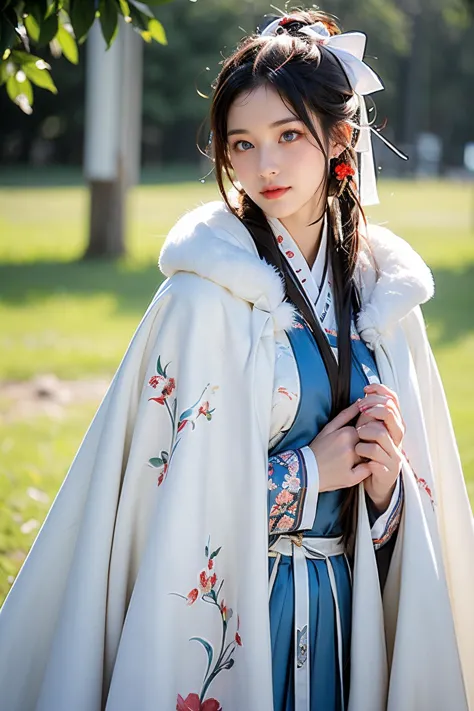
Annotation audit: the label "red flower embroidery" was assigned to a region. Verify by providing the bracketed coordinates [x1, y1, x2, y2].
[277, 235, 284, 243]
[209, 573, 217, 588]
[208, 558, 214, 570]
[277, 514, 295, 531]
[198, 401, 210, 417]
[157, 462, 169, 487]
[235, 632, 242, 646]
[285, 250, 294, 258]
[149, 376, 176, 405]
[275, 489, 293, 505]
[186, 588, 199, 605]
[220, 600, 227, 620]
[176, 693, 222, 711]
[334, 162, 355, 181]
[278, 387, 295, 400]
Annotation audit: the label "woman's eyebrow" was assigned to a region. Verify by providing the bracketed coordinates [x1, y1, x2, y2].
[227, 117, 303, 137]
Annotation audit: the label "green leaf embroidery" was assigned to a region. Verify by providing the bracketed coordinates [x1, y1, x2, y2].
[148, 457, 164, 468]
[156, 354, 165, 377]
[190, 637, 214, 674]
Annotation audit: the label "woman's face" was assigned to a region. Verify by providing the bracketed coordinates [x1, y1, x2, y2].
[227, 84, 333, 221]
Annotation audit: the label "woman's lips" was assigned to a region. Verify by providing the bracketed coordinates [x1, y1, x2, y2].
[261, 187, 291, 200]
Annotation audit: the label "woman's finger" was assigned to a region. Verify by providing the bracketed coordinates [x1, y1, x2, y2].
[353, 461, 389, 480]
[363, 383, 401, 412]
[320, 401, 360, 435]
[357, 405, 405, 446]
[356, 421, 396, 456]
[350, 462, 373, 484]
[358, 393, 398, 413]
[355, 441, 393, 469]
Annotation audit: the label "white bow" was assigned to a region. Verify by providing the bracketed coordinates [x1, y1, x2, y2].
[260, 19, 386, 205]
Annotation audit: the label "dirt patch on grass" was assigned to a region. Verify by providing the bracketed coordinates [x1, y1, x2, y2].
[0, 374, 110, 421]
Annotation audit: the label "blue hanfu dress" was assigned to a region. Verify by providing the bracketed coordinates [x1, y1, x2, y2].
[266, 215, 403, 711]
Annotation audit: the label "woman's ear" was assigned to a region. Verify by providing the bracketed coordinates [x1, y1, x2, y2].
[330, 123, 354, 159]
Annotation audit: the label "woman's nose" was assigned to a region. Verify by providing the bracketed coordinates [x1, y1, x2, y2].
[258, 148, 280, 179]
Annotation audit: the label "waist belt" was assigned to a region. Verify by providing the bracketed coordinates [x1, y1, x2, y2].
[268, 533, 349, 711]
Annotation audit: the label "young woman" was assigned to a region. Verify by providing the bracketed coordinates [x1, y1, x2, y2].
[0, 9, 473, 711]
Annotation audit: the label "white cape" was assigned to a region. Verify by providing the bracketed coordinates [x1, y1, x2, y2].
[0, 201, 473, 711]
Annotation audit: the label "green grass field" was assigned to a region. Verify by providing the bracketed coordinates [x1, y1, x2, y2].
[0, 178, 473, 603]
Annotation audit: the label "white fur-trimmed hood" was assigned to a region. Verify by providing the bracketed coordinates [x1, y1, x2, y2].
[159, 200, 434, 341]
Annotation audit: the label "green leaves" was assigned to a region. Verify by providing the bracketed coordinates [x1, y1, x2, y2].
[69, 0, 96, 44]
[2, 49, 57, 112]
[0, 7, 17, 55]
[100, 0, 119, 47]
[146, 17, 167, 44]
[22, 59, 58, 93]
[37, 11, 58, 46]
[127, 1, 167, 44]
[1, 0, 172, 110]
[56, 25, 78, 64]
[6, 71, 34, 114]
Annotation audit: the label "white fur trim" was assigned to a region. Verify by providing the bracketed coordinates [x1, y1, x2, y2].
[159, 201, 435, 339]
[271, 301, 298, 333]
[356, 222, 435, 345]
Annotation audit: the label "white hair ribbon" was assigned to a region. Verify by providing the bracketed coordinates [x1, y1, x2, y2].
[260, 18, 406, 206]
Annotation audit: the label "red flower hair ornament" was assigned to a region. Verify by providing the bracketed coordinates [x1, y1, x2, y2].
[334, 162, 355, 181]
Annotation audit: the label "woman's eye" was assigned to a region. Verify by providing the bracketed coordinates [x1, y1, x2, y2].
[234, 140, 253, 152]
[281, 130, 301, 143]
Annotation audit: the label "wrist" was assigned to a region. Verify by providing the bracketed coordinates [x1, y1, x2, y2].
[366, 481, 396, 515]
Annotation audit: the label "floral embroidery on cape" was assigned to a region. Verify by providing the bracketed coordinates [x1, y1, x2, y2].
[147, 355, 218, 486]
[171, 537, 242, 711]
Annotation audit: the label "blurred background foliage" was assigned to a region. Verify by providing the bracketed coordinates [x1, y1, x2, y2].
[1, 0, 474, 172]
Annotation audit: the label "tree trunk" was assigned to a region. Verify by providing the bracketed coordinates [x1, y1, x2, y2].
[84, 172, 125, 259]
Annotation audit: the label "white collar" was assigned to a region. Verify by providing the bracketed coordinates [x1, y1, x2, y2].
[265, 213, 329, 307]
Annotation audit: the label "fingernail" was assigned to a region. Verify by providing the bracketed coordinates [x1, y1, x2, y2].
[358, 404, 370, 412]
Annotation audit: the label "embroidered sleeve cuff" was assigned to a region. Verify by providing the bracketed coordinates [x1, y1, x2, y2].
[298, 446, 320, 530]
[268, 448, 318, 535]
[370, 475, 404, 550]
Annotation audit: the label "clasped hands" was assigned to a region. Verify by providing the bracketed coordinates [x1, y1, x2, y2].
[308, 383, 405, 514]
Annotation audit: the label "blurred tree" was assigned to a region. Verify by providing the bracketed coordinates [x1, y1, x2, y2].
[1, 0, 473, 174]
[0, 0, 170, 114]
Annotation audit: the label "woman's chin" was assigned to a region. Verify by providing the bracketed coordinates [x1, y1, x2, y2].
[255, 196, 300, 220]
